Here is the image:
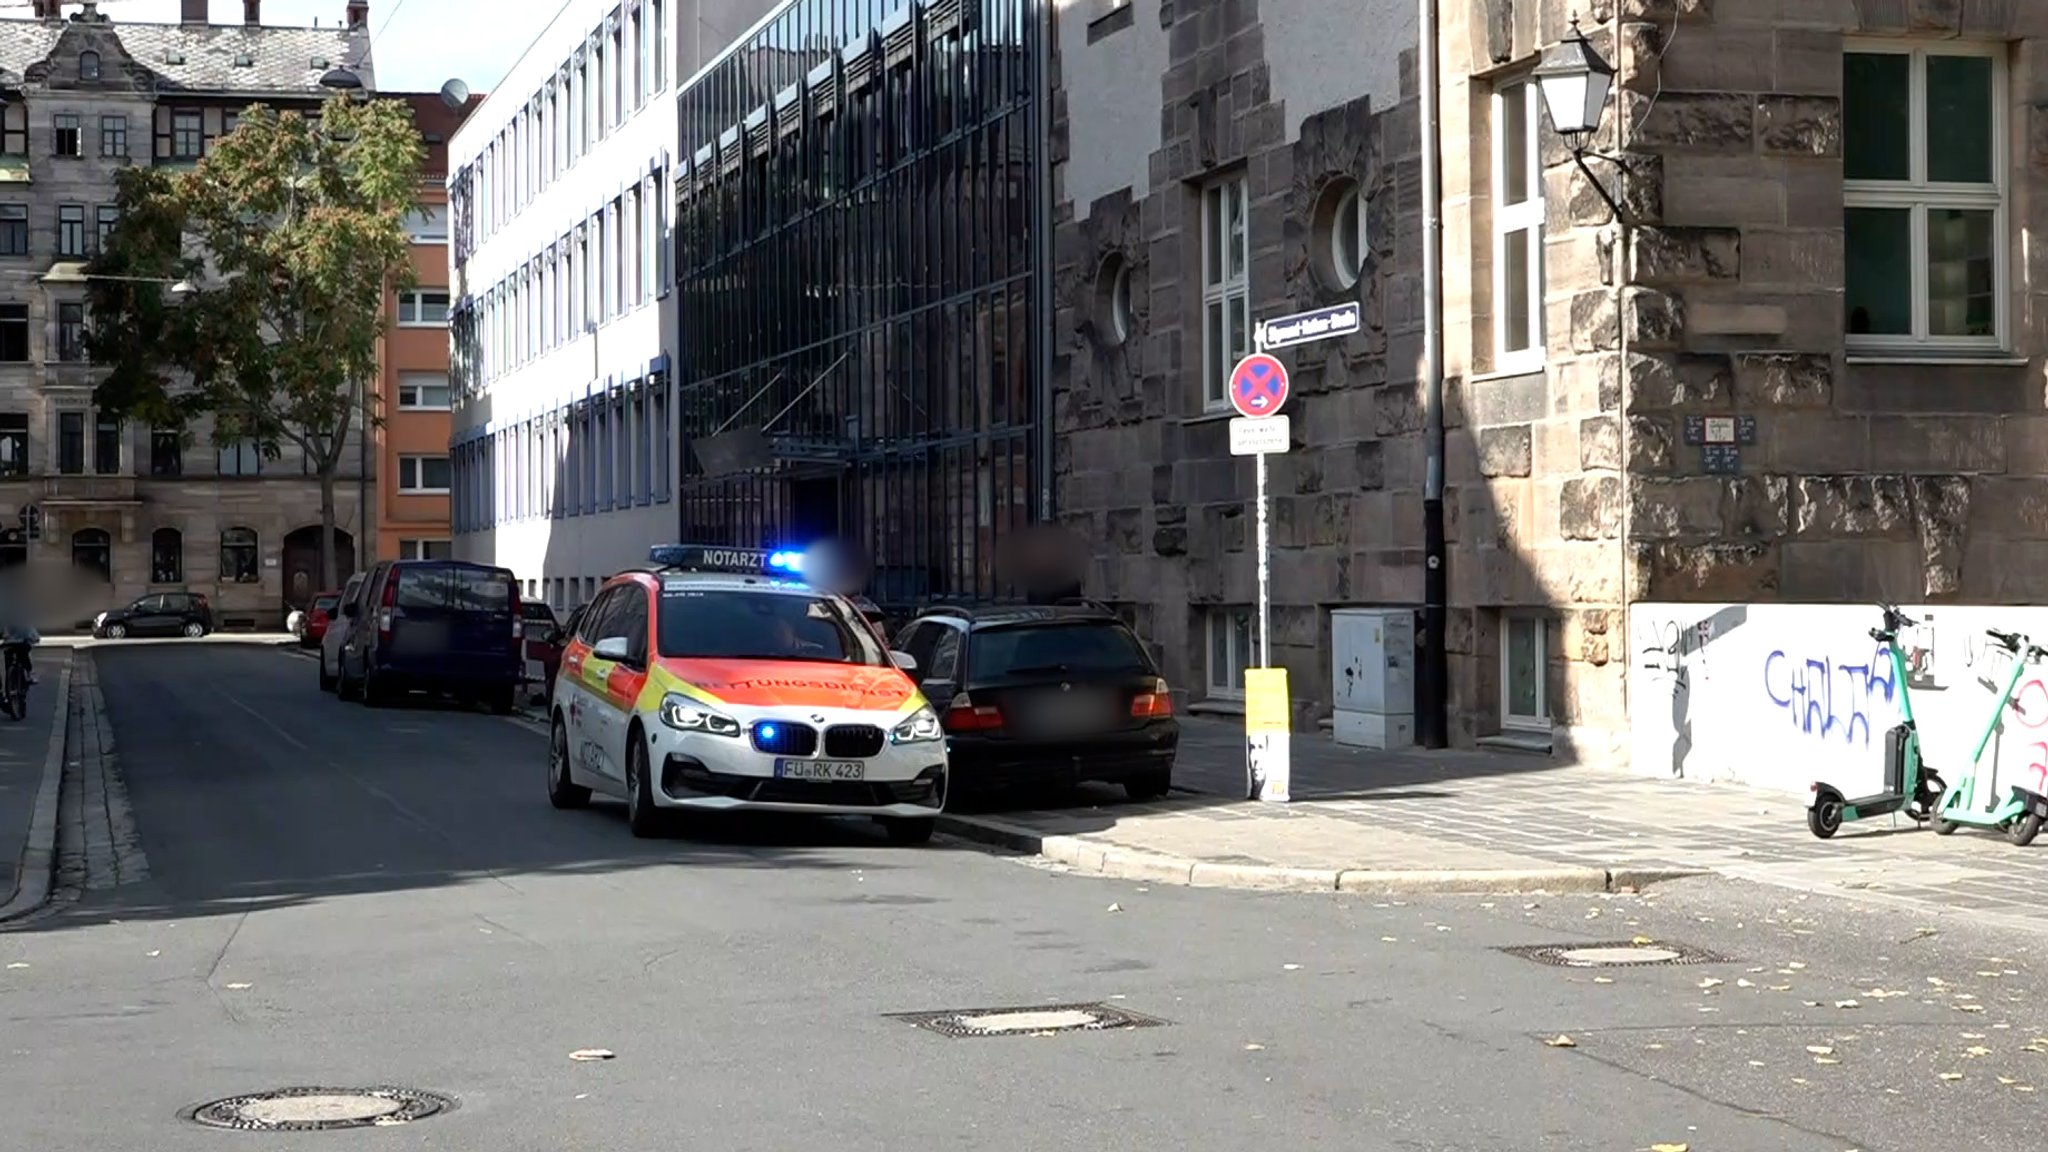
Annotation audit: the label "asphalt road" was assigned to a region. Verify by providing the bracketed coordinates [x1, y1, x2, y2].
[1, 642, 2043, 1151]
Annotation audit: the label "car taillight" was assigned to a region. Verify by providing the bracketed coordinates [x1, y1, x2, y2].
[943, 692, 1003, 733]
[378, 577, 396, 640]
[509, 585, 523, 639]
[1131, 677, 1173, 718]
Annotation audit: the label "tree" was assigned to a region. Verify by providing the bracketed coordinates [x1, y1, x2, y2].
[88, 95, 425, 591]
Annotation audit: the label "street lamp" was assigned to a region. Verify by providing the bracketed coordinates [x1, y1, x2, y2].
[1533, 15, 1627, 223]
[20, 264, 195, 293]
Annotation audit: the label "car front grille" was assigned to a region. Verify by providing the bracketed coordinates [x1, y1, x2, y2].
[750, 721, 818, 757]
[823, 724, 886, 758]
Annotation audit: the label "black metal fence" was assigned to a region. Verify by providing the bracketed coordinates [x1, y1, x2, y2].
[673, 0, 1046, 607]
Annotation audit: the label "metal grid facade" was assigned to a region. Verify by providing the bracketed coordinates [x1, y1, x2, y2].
[673, 0, 1048, 606]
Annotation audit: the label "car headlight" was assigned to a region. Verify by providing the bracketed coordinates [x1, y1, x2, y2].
[891, 705, 944, 744]
[659, 694, 741, 736]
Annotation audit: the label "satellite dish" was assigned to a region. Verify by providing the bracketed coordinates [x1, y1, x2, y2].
[439, 78, 471, 112]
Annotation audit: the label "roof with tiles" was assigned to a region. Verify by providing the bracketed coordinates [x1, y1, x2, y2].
[0, 8, 374, 97]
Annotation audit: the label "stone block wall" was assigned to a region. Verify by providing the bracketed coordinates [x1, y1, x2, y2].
[1050, 0, 1429, 720]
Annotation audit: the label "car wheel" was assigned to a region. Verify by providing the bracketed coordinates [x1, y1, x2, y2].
[625, 734, 662, 839]
[182, 621, 206, 638]
[1123, 768, 1173, 802]
[548, 716, 591, 810]
[881, 817, 936, 846]
[487, 685, 516, 715]
[360, 667, 388, 707]
[104, 622, 127, 639]
[318, 656, 337, 693]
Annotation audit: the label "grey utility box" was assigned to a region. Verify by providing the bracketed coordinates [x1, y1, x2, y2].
[1330, 608, 1416, 749]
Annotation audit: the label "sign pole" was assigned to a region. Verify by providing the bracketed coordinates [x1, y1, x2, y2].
[1232, 327, 1290, 804]
[1253, 327, 1272, 671]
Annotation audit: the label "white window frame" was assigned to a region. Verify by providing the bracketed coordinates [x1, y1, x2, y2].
[398, 453, 451, 494]
[1200, 176, 1250, 412]
[399, 538, 453, 561]
[397, 371, 451, 410]
[1843, 39, 2008, 355]
[398, 290, 450, 327]
[1204, 608, 1251, 700]
[406, 202, 450, 244]
[1500, 614, 1548, 733]
[1491, 80, 1545, 376]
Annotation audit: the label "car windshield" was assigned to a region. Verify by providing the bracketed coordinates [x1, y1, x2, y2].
[970, 621, 1152, 678]
[657, 589, 888, 666]
[313, 596, 339, 614]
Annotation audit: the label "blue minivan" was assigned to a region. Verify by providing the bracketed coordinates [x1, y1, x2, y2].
[335, 559, 525, 713]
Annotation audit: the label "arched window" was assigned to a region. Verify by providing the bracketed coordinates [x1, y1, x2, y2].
[151, 527, 184, 584]
[78, 51, 100, 81]
[71, 527, 111, 583]
[220, 527, 259, 584]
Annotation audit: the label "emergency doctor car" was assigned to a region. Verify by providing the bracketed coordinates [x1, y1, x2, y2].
[546, 544, 948, 843]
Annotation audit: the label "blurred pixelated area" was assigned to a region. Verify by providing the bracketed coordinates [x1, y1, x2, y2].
[995, 523, 1087, 603]
[0, 557, 103, 629]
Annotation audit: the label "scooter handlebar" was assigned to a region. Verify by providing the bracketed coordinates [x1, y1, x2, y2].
[1989, 628, 2026, 653]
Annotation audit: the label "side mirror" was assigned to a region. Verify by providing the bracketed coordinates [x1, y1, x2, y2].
[890, 649, 919, 673]
[592, 636, 632, 662]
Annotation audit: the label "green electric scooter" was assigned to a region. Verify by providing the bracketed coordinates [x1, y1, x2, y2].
[1927, 628, 2048, 847]
[1807, 606, 1946, 839]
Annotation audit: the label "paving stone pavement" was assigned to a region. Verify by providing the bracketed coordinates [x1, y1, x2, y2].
[20, 653, 149, 924]
[963, 717, 2048, 929]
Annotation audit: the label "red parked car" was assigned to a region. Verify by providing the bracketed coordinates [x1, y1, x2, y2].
[521, 600, 562, 703]
[300, 591, 342, 648]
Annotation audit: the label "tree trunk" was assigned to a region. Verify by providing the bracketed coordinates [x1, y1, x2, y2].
[318, 467, 340, 592]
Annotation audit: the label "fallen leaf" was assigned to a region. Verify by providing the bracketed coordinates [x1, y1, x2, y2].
[1699, 977, 1725, 989]
[1958, 1005, 1987, 1014]
[1977, 971, 2001, 978]
[1593, 976, 1615, 985]
[1769, 985, 1793, 992]
[1748, 1060, 1766, 1068]
[1928, 977, 1949, 987]
[1649, 1144, 1690, 1152]
[1380, 936, 1399, 942]
[1965, 1046, 1992, 1058]
[1814, 1057, 1840, 1066]
[1282, 964, 1301, 971]
[1631, 935, 1655, 946]
[1736, 979, 1755, 988]
[569, 1049, 615, 1062]
[1806, 1045, 1835, 1056]
[3, 962, 26, 970]
[1545, 1035, 1577, 1048]
[1243, 1043, 1265, 1051]
[146, 951, 160, 958]
[1999, 1077, 2017, 1085]
[1788, 962, 1808, 970]
[224, 982, 251, 991]
[1836, 1000, 1862, 1009]
[1105, 903, 1122, 913]
[2018, 1086, 2037, 1093]
[1939, 1072, 1963, 1081]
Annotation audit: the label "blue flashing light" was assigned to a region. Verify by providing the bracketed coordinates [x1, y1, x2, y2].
[759, 723, 779, 742]
[648, 543, 811, 580]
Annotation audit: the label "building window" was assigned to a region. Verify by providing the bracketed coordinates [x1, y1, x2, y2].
[172, 111, 204, 159]
[650, 0, 665, 91]
[1492, 80, 1545, 374]
[96, 205, 119, 251]
[99, 114, 127, 158]
[57, 204, 85, 257]
[57, 411, 85, 474]
[0, 304, 26, 362]
[398, 371, 451, 410]
[1, 106, 24, 156]
[630, 1, 646, 107]
[56, 301, 84, 360]
[1501, 614, 1548, 732]
[0, 205, 25, 256]
[220, 527, 260, 584]
[1844, 42, 2006, 350]
[1205, 608, 1252, 700]
[52, 113, 80, 158]
[1200, 177, 1250, 411]
[407, 202, 449, 243]
[71, 527, 110, 582]
[78, 51, 100, 81]
[217, 439, 262, 476]
[0, 413, 25, 477]
[399, 538, 454, 561]
[399, 454, 451, 493]
[397, 290, 450, 326]
[150, 427, 182, 475]
[93, 415, 120, 475]
[150, 527, 183, 584]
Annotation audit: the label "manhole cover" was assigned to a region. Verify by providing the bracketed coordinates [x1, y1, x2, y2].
[889, 1001, 1168, 1038]
[1501, 941, 1726, 968]
[188, 1087, 456, 1131]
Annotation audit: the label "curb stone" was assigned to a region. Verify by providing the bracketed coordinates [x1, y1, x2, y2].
[0, 662, 76, 925]
[936, 811, 1707, 895]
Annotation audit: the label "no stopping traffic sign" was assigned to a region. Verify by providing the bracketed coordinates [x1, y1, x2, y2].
[1228, 353, 1289, 419]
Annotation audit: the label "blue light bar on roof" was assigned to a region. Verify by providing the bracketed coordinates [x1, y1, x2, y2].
[648, 544, 808, 579]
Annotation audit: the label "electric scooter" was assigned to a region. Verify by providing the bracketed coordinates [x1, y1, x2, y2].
[1926, 628, 2048, 847]
[1807, 605, 1947, 838]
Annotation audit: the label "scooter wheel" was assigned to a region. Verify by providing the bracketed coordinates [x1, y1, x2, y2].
[1808, 801, 1843, 839]
[1930, 812, 1959, 836]
[2008, 812, 2043, 848]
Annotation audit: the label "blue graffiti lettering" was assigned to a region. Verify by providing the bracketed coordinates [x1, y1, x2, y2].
[1761, 646, 1896, 745]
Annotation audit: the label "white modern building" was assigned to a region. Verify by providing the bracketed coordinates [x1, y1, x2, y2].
[446, 0, 780, 610]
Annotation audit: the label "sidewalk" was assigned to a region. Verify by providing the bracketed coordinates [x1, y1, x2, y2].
[0, 649, 74, 922]
[940, 716, 2048, 930]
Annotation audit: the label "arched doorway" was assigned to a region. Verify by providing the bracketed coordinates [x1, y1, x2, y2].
[281, 525, 355, 613]
[71, 526, 111, 583]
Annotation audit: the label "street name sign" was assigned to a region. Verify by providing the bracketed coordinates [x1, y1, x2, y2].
[1257, 303, 1361, 351]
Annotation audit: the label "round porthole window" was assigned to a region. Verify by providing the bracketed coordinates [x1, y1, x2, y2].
[1095, 251, 1135, 347]
[1311, 178, 1367, 293]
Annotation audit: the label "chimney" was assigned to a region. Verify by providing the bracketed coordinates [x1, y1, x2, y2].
[346, 1, 368, 29]
[181, 0, 208, 23]
[244, 0, 260, 24]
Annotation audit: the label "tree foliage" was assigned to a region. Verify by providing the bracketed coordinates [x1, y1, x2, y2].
[87, 95, 425, 588]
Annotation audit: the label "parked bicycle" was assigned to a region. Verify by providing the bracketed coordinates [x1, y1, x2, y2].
[0, 638, 32, 722]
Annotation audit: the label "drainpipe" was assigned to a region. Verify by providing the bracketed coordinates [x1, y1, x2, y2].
[1417, 0, 1449, 749]
[358, 374, 369, 570]
[1031, 0, 1054, 523]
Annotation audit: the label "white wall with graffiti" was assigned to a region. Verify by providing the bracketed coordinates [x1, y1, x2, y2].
[1629, 603, 2048, 800]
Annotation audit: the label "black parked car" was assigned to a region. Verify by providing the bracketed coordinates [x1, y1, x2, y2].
[892, 601, 1178, 800]
[93, 592, 215, 639]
